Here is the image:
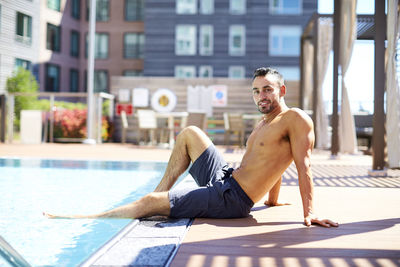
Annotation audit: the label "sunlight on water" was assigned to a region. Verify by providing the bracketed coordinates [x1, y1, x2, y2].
[0, 159, 166, 266]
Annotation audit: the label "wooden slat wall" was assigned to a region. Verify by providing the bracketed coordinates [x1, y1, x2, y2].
[111, 76, 299, 144]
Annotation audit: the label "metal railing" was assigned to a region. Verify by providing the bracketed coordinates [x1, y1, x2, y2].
[0, 236, 31, 267]
[3, 92, 115, 144]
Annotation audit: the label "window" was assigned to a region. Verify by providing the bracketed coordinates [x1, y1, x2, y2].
[70, 69, 79, 92]
[84, 70, 108, 92]
[0, 5, 2, 33]
[199, 25, 213, 56]
[46, 23, 61, 52]
[125, 0, 144, 21]
[45, 64, 60, 92]
[230, 0, 246, 14]
[123, 70, 143, 76]
[175, 66, 196, 78]
[175, 25, 196, 55]
[85, 33, 109, 59]
[229, 25, 245, 56]
[71, 0, 81, 19]
[270, 0, 302, 15]
[176, 0, 197, 14]
[86, 0, 109, 21]
[273, 66, 299, 80]
[47, 0, 61, 11]
[269, 25, 301, 56]
[229, 66, 245, 79]
[70, 30, 80, 57]
[199, 66, 213, 78]
[95, 33, 108, 58]
[15, 58, 31, 71]
[94, 70, 108, 92]
[200, 0, 214, 14]
[15, 12, 32, 45]
[124, 33, 145, 59]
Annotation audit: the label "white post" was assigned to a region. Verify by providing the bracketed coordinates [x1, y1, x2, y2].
[84, 0, 97, 145]
[97, 96, 103, 144]
[7, 95, 14, 143]
[49, 94, 55, 143]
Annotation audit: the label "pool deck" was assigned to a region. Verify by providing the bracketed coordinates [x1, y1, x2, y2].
[1, 143, 399, 267]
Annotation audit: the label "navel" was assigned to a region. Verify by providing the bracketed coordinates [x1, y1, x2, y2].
[260, 142, 264, 146]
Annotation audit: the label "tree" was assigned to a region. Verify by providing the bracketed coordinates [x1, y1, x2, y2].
[6, 67, 39, 127]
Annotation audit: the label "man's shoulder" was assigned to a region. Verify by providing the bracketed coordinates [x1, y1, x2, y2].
[282, 108, 314, 130]
[284, 108, 312, 120]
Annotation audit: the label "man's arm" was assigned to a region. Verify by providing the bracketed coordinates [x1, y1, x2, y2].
[289, 110, 338, 227]
[264, 177, 290, 206]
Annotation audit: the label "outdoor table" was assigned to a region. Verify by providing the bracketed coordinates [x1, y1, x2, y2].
[156, 112, 188, 148]
[242, 113, 262, 128]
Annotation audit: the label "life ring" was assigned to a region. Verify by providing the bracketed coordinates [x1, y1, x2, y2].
[151, 88, 177, 112]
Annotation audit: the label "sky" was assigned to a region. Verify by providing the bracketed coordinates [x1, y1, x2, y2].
[318, 0, 375, 114]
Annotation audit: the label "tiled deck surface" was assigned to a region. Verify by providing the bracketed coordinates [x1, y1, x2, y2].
[1, 143, 399, 267]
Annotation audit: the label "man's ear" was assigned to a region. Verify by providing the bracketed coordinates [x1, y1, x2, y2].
[280, 85, 286, 97]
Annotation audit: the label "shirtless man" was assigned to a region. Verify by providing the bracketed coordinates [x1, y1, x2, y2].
[44, 67, 338, 228]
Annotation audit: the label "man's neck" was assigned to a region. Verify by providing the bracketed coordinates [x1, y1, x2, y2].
[262, 101, 288, 124]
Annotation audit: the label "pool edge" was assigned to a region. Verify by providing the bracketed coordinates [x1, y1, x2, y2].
[79, 219, 140, 267]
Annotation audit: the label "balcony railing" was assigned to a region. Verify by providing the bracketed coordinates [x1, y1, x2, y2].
[15, 35, 32, 45]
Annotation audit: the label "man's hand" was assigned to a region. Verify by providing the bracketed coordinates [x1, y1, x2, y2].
[264, 200, 291, 207]
[304, 214, 339, 228]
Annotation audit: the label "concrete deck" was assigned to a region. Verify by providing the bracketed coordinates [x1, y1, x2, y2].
[1, 143, 399, 267]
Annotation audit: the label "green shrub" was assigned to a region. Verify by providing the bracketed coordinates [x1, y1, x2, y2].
[6, 68, 112, 140]
[6, 68, 39, 128]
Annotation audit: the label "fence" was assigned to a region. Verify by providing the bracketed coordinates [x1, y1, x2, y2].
[1, 92, 115, 144]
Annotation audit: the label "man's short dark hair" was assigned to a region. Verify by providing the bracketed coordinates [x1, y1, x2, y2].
[252, 67, 284, 87]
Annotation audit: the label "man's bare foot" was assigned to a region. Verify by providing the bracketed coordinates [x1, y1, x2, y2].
[264, 200, 291, 207]
[42, 212, 76, 219]
[43, 212, 63, 219]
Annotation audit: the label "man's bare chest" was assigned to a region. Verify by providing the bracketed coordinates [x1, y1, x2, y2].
[247, 120, 289, 147]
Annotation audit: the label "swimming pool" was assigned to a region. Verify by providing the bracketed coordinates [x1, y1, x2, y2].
[0, 158, 169, 266]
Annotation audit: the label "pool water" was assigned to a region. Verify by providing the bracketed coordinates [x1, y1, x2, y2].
[0, 158, 168, 266]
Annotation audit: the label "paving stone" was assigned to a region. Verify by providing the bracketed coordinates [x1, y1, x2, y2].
[92, 237, 179, 266]
[127, 218, 191, 238]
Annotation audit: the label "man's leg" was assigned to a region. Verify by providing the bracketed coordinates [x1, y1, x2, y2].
[44, 192, 171, 219]
[44, 126, 212, 220]
[154, 126, 212, 192]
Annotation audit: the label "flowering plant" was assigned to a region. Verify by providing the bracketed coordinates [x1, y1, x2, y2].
[53, 109, 111, 141]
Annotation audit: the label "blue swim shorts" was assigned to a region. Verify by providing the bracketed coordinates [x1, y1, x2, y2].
[168, 145, 254, 219]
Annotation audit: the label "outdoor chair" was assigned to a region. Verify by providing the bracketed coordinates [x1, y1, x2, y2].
[174, 111, 207, 134]
[223, 112, 245, 147]
[184, 111, 207, 131]
[136, 109, 158, 145]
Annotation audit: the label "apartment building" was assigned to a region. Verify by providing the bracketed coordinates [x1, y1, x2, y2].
[0, 0, 40, 94]
[39, 0, 144, 93]
[144, 0, 317, 80]
[1, 0, 316, 94]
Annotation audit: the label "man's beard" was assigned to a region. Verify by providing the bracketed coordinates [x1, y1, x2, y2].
[257, 100, 277, 114]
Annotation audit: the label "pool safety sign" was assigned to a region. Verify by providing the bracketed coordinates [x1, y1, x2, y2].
[187, 85, 213, 116]
[118, 88, 131, 103]
[211, 85, 228, 107]
[133, 88, 150, 107]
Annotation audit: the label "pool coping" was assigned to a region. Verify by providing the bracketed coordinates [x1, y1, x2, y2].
[80, 220, 140, 266]
[80, 176, 196, 267]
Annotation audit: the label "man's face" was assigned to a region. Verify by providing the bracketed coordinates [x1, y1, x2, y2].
[251, 75, 283, 114]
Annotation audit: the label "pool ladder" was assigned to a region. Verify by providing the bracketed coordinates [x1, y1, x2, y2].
[0, 236, 31, 267]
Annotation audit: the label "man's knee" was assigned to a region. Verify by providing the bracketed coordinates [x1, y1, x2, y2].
[143, 192, 171, 213]
[178, 126, 210, 143]
[174, 125, 211, 162]
[144, 192, 168, 203]
[179, 125, 202, 138]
